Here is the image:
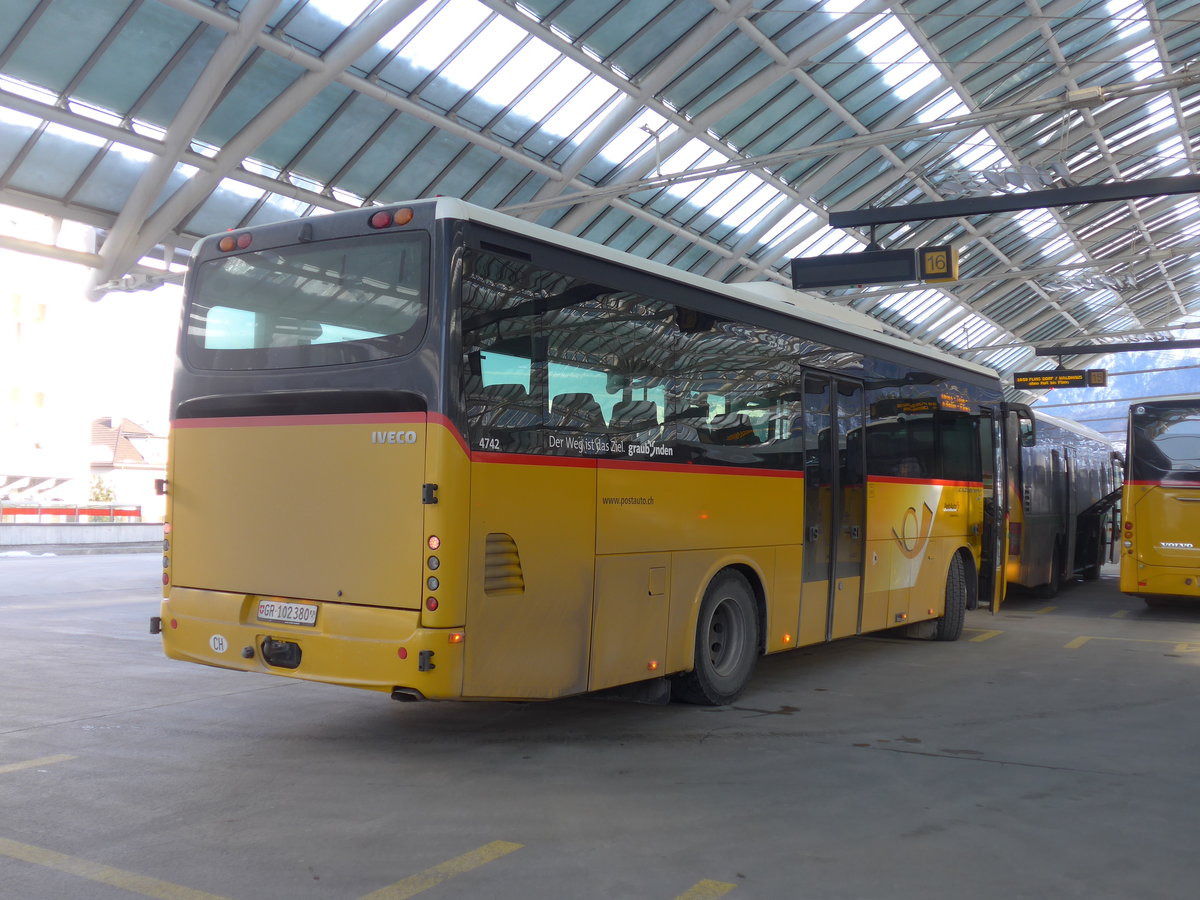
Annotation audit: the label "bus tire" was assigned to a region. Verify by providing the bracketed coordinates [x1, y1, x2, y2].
[1035, 542, 1063, 599]
[933, 553, 967, 642]
[672, 570, 759, 705]
[1082, 531, 1105, 581]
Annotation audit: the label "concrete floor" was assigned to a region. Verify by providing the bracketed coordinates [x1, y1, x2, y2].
[3, 552, 1200, 899]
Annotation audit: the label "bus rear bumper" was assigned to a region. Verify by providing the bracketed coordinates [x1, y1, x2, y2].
[159, 587, 465, 698]
[1121, 563, 1200, 600]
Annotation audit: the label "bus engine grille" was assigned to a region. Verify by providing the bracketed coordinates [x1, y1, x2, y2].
[484, 533, 526, 595]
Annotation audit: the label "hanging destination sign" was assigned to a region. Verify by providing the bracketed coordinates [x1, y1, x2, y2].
[1012, 369, 1108, 389]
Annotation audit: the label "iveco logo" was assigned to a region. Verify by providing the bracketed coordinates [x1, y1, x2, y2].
[371, 430, 418, 444]
[1159, 542, 1195, 549]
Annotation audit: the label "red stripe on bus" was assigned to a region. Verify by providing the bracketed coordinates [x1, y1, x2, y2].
[2, 507, 141, 517]
[168, 412, 470, 454]
[428, 413, 470, 456]
[171, 412, 425, 428]
[471, 451, 804, 478]
[471, 452, 598, 469]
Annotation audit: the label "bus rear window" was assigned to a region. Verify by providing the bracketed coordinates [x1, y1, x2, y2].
[1130, 402, 1200, 482]
[185, 232, 429, 370]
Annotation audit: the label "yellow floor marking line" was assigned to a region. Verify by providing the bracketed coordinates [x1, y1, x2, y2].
[0, 754, 74, 774]
[967, 629, 1003, 642]
[1112, 610, 1130, 618]
[1065, 636, 1200, 651]
[0, 837, 234, 900]
[674, 879, 737, 899]
[1035, 606, 1056, 615]
[358, 841, 523, 900]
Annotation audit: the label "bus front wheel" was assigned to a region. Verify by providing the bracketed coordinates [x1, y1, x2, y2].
[672, 570, 759, 706]
[933, 553, 967, 642]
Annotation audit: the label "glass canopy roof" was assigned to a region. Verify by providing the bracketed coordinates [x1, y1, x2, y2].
[0, 0, 1197, 385]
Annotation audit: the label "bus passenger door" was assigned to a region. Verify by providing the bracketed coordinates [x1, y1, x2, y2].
[830, 380, 866, 639]
[798, 375, 866, 643]
[999, 403, 1034, 602]
[978, 409, 1008, 612]
[799, 375, 832, 643]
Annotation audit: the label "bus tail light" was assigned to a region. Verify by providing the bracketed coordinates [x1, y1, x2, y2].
[368, 207, 414, 229]
[1124, 520, 1133, 548]
[217, 233, 252, 252]
[425, 537, 442, 612]
[448, 632, 464, 644]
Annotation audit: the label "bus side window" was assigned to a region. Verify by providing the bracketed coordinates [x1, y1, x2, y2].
[548, 393, 607, 432]
[702, 412, 760, 446]
[610, 399, 660, 443]
[865, 421, 906, 477]
[663, 404, 709, 443]
[463, 348, 541, 451]
[939, 414, 981, 482]
[472, 383, 539, 427]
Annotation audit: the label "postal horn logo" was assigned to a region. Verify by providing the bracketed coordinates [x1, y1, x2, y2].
[893, 502, 935, 560]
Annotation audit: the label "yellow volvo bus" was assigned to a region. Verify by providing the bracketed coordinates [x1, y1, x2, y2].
[1120, 395, 1200, 604]
[156, 198, 1013, 704]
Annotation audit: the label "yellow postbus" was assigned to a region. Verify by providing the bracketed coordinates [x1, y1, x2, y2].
[1120, 395, 1200, 604]
[156, 198, 1014, 704]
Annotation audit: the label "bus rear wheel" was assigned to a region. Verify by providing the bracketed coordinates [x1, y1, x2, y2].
[1036, 542, 1064, 598]
[933, 553, 967, 642]
[672, 570, 759, 706]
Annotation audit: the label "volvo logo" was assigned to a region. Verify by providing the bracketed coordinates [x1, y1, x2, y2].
[1159, 542, 1196, 549]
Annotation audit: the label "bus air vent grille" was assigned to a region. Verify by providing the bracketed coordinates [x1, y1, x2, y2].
[485, 533, 525, 595]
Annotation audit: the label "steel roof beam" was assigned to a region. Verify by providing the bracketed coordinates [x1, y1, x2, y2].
[113, 0, 427, 299]
[517, 1, 752, 213]
[828, 174, 1200, 228]
[0, 89, 349, 215]
[85, 0, 284, 299]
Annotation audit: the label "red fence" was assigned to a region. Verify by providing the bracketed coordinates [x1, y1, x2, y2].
[1, 505, 143, 523]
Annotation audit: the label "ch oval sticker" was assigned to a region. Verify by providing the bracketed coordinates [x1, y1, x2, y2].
[210, 634, 229, 654]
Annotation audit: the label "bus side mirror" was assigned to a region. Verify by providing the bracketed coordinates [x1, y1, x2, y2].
[1019, 414, 1036, 447]
[1007, 403, 1036, 447]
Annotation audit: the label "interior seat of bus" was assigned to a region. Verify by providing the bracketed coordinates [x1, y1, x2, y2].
[548, 393, 607, 431]
[610, 400, 661, 441]
[703, 412, 760, 446]
[469, 382, 541, 429]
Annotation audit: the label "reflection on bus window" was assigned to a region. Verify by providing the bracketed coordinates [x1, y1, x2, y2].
[460, 247, 824, 468]
[1130, 403, 1200, 482]
[187, 231, 429, 370]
